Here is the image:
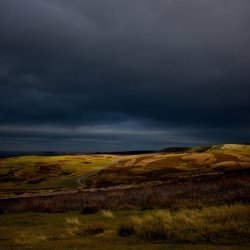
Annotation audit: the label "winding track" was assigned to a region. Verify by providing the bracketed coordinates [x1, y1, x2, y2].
[0, 156, 125, 200]
[76, 157, 124, 187]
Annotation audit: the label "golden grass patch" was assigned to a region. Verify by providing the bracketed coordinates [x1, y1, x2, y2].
[101, 210, 114, 218]
[118, 204, 250, 243]
[65, 216, 81, 226]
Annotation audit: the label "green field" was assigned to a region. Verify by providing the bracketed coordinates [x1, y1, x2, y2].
[0, 154, 119, 196]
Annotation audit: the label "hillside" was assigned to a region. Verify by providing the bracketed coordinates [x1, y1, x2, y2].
[0, 154, 119, 197]
[85, 144, 250, 188]
[0, 144, 249, 248]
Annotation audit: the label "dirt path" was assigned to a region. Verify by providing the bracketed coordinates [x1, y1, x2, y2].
[76, 157, 124, 187]
[0, 156, 126, 200]
[0, 180, 168, 200]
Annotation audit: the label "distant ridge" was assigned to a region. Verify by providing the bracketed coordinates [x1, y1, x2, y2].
[0, 144, 249, 158]
[99, 144, 250, 155]
[97, 150, 156, 155]
[159, 146, 210, 153]
[0, 151, 86, 159]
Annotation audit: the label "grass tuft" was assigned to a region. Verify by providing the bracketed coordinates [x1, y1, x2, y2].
[65, 216, 81, 226]
[101, 210, 114, 218]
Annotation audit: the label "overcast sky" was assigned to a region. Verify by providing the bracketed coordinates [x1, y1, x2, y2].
[0, 0, 250, 152]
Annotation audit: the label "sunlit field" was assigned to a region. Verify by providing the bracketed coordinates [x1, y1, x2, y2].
[86, 146, 250, 188]
[0, 154, 119, 197]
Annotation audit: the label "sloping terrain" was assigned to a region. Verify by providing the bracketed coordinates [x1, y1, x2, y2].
[0, 145, 249, 248]
[86, 145, 250, 188]
[0, 154, 119, 196]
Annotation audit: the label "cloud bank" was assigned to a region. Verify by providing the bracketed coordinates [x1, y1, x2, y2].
[0, 0, 250, 151]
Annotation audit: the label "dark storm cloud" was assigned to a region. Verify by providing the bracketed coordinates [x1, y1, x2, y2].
[0, 0, 250, 151]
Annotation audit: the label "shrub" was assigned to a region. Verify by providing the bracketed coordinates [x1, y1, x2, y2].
[0, 208, 4, 215]
[81, 206, 99, 214]
[118, 216, 141, 237]
[1, 176, 249, 213]
[43, 207, 65, 213]
[86, 222, 106, 234]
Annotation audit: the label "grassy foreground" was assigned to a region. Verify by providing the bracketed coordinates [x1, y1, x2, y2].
[0, 205, 249, 249]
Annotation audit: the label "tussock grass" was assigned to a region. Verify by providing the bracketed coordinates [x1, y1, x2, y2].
[65, 217, 81, 236]
[65, 216, 81, 226]
[66, 226, 79, 236]
[67, 222, 107, 236]
[65, 215, 107, 236]
[101, 210, 114, 218]
[15, 231, 48, 244]
[118, 204, 250, 244]
[118, 216, 142, 236]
